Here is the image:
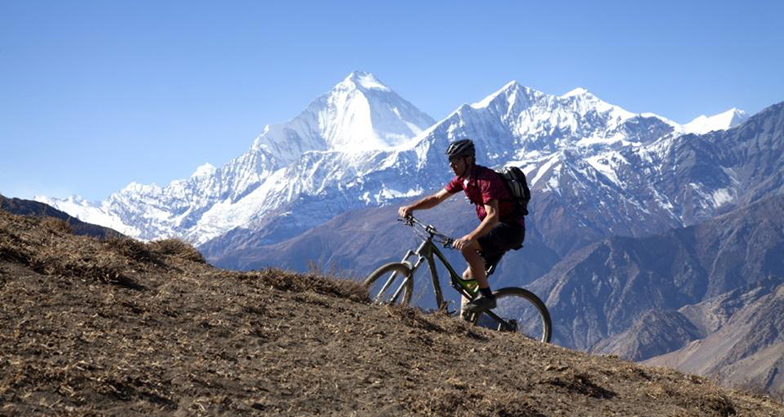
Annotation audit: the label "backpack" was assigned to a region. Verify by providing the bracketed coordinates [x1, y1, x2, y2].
[496, 166, 531, 216]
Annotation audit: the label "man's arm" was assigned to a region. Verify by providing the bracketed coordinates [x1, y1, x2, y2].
[398, 188, 454, 218]
[453, 200, 499, 250]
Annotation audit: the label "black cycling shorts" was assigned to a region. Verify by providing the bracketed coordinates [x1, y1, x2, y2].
[477, 221, 525, 266]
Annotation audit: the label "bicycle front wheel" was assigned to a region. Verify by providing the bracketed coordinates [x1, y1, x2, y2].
[363, 262, 414, 306]
[474, 287, 552, 343]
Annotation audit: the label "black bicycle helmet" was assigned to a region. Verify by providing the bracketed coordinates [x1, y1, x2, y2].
[445, 139, 475, 160]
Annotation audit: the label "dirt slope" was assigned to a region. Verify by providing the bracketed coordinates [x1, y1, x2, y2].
[1, 209, 782, 416]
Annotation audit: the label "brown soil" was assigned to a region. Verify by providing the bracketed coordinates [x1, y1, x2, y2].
[1, 209, 783, 416]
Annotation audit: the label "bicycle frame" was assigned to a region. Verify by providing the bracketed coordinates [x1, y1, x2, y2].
[398, 235, 477, 311]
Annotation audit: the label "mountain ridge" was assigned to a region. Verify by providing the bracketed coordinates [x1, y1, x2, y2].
[35, 72, 749, 253]
[196, 83, 760, 264]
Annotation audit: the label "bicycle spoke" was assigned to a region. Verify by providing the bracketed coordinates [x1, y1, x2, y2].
[373, 270, 400, 303]
[388, 279, 408, 304]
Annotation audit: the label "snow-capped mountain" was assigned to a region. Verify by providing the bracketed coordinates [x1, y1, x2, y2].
[250, 71, 435, 162]
[37, 72, 748, 259]
[682, 108, 748, 135]
[202, 80, 755, 265]
[218, 99, 773, 272]
[38, 71, 435, 244]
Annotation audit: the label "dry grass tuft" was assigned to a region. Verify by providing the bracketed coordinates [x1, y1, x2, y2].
[41, 217, 73, 235]
[148, 238, 206, 263]
[0, 241, 30, 264]
[28, 242, 145, 290]
[247, 268, 368, 302]
[104, 236, 157, 264]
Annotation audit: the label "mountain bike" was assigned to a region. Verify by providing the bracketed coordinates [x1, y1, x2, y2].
[364, 215, 552, 343]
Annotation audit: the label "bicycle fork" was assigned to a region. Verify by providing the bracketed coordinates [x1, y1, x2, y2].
[377, 242, 429, 305]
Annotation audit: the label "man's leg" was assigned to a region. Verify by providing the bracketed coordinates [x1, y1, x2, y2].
[460, 241, 487, 289]
[462, 221, 524, 313]
[459, 268, 473, 317]
[460, 241, 496, 312]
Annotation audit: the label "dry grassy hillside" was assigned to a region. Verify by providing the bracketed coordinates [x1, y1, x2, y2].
[1, 209, 782, 416]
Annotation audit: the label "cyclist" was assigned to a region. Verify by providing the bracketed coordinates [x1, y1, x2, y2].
[398, 138, 525, 314]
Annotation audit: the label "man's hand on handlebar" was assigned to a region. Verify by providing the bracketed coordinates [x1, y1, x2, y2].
[398, 205, 413, 219]
[396, 213, 456, 248]
[452, 234, 474, 251]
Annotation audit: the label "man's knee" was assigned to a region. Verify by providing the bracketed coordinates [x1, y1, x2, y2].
[462, 268, 472, 280]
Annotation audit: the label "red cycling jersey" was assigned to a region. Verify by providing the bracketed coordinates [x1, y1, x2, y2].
[445, 164, 524, 226]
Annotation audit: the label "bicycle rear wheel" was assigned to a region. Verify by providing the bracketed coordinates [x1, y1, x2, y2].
[363, 262, 413, 306]
[473, 287, 552, 343]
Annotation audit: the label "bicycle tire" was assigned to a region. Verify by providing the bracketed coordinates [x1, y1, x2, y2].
[363, 262, 414, 306]
[473, 287, 552, 343]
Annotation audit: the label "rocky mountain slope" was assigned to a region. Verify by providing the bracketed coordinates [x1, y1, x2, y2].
[213, 196, 559, 293]
[1, 208, 782, 416]
[531, 193, 784, 346]
[591, 276, 783, 365]
[528, 194, 784, 395]
[644, 278, 784, 393]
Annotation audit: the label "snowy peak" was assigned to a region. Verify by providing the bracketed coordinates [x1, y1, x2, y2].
[451, 81, 646, 160]
[251, 71, 435, 160]
[35, 194, 91, 208]
[471, 81, 542, 110]
[321, 71, 434, 151]
[470, 81, 634, 124]
[191, 163, 217, 179]
[683, 108, 748, 135]
[337, 71, 392, 92]
[561, 87, 591, 98]
[559, 87, 634, 120]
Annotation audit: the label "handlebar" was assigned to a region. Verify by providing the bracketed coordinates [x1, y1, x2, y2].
[398, 215, 455, 248]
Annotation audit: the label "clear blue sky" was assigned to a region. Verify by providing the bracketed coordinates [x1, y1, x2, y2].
[2, 0, 782, 201]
